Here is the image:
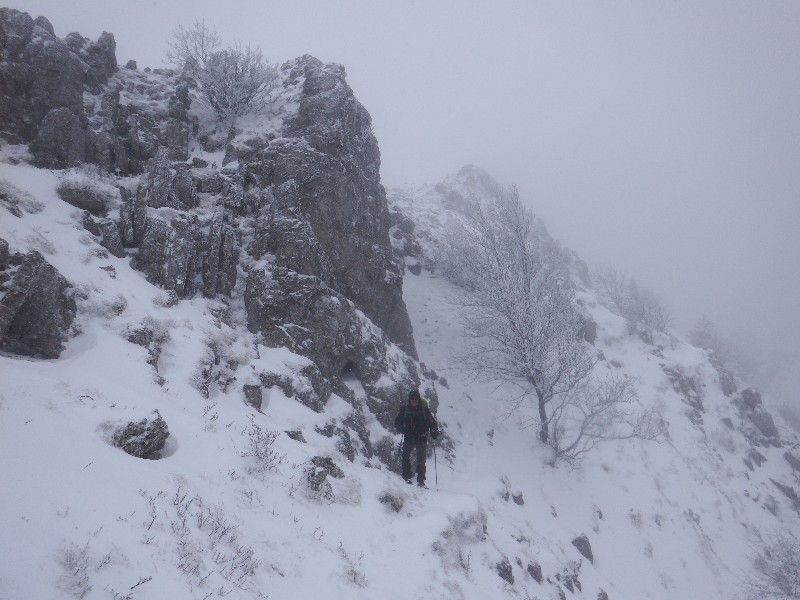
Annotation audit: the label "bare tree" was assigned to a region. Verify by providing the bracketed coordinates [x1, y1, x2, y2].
[689, 314, 737, 365]
[166, 20, 222, 69]
[166, 21, 279, 122]
[547, 375, 666, 465]
[743, 531, 800, 600]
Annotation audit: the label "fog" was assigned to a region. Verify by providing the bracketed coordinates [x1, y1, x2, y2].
[7, 1, 800, 407]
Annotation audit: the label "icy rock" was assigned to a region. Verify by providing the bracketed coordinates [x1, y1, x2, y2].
[111, 413, 170, 459]
[572, 534, 594, 564]
[0, 249, 76, 358]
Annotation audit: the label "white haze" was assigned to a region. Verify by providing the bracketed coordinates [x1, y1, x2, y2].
[6, 0, 800, 407]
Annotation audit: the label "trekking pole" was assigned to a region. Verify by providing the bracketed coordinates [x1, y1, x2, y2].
[433, 440, 438, 489]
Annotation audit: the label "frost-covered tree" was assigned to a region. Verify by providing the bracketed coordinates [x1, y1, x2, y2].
[594, 267, 670, 342]
[441, 188, 663, 461]
[166, 20, 279, 122]
[744, 531, 800, 600]
[689, 314, 737, 365]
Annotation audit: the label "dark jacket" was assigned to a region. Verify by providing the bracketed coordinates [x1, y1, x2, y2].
[395, 402, 438, 440]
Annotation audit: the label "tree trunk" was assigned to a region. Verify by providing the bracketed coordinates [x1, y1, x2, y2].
[537, 390, 548, 443]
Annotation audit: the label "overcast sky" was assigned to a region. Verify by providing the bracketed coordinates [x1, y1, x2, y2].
[8, 0, 800, 404]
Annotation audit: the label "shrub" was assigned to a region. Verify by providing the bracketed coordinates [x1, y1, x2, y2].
[241, 417, 284, 475]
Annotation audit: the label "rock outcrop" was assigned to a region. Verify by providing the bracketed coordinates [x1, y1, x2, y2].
[734, 388, 780, 446]
[237, 56, 417, 359]
[2, 11, 432, 466]
[0, 7, 190, 174]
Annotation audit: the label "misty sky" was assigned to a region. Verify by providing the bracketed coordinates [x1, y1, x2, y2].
[6, 0, 800, 404]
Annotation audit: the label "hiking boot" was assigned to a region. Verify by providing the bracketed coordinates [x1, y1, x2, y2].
[404, 478, 413, 485]
[417, 481, 428, 489]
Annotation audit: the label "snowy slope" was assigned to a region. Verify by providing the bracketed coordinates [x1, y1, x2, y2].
[1, 154, 799, 600]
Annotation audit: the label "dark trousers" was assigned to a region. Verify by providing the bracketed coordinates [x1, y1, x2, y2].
[402, 436, 427, 483]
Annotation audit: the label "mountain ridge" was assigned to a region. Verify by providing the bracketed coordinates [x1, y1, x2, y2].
[1, 8, 799, 600]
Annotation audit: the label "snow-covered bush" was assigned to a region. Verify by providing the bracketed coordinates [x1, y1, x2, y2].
[240, 417, 284, 475]
[57, 541, 92, 599]
[432, 508, 488, 577]
[139, 488, 263, 594]
[167, 20, 279, 122]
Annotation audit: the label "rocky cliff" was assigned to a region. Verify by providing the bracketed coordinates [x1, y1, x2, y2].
[0, 8, 430, 446]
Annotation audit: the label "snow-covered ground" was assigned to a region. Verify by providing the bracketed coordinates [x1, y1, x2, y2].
[1, 154, 799, 600]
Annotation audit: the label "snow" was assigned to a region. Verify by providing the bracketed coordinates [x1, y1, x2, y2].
[1, 152, 799, 600]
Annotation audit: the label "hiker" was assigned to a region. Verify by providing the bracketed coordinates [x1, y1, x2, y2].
[394, 389, 439, 487]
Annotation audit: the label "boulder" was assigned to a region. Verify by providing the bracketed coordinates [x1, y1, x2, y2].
[56, 176, 115, 216]
[572, 534, 594, 564]
[0, 249, 76, 358]
[243, 384, 263, 410]
[111, 412, 170, 459]
[31, 108, 86, 169]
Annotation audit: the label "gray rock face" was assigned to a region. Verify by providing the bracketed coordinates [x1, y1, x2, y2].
[245, 267, 424, 426]
[111, 412, 170, 459]
[1, 9, 193, 175]
[0, 247, 77, 358]
[262, 56, 416, 358]
[70, 30, 117, 90]
[133, 212, 200, 297]
[124, 150, 240, 299]
[572, 534, 594, 564]
[202, 203, 239, 297]
[733, 388, 780, 445]
[31, 107, 86, 169]
[243, 384, 263, 410]
[663, 366, 705, 429]
[0, 8, 88, 140]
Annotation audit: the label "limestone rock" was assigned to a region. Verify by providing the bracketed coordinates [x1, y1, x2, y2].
[111, 412, 170, 459]
[734, 388, 780, 445]
[202, 202, 239, 298]
[0, 8, 86, 140]
[269, 55, 416, 358]
[243, 384, 263, 410]
[572, 534, 594, 564]
[245, 267, 422, 424]
[31, 108, 86, 169]
[133, 212, 200, 297]
[0, 248, 77, 358]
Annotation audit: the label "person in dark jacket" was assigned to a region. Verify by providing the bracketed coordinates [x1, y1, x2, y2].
[394, 389, 439, 487]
